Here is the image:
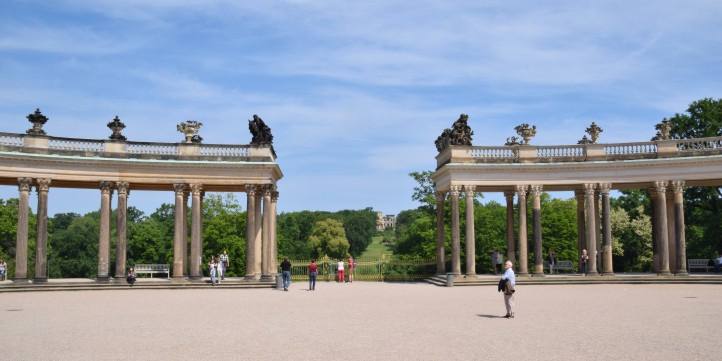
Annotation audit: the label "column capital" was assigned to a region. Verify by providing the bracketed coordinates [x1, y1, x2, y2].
[18, 177, 33, 192]
[653, 180, 668, 193]
[245, 184, 258, 196]
[503, 190, 514, 199]
[190, 183, 203, 196]
[598, 182, 612, 195]
[173, 183, 187, 195]
[435, 190, 446, 201]
[262, 185, 273, 197]
[463, 185, 475, 197]
[271, 191, 279, 202]
[583, 183, 596, 196]
[36, 178, 51, 192]
[116, 181, 130, 196]
[529, 184, 543, 196]
[670, 180, 685, 193]
[515, 184, 528, 197]
[449, 185, 462, 196]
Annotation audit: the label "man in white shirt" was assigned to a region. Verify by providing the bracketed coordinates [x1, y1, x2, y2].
[500, 260, 516, 318]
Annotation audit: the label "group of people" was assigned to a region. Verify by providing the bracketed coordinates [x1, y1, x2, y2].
[209, 250, 230, 285]
[278, 256, 357, 292]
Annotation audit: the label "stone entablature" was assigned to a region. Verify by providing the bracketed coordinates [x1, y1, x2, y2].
[436, 136, 722, 168]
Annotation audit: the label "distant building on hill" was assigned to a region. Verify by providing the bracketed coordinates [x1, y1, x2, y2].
[376, 211, 396, 231]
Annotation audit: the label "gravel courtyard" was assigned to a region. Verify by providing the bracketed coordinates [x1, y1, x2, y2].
[1, 282, 720, 361]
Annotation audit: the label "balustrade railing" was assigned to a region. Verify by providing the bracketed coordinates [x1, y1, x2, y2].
[281, 256, 437, 282]
[603, 142, 657, 156]
[470, 146, 515, 160]
[48, 137, 104, 152]
[0, 132, 23, 147]
[200, 144, 250, 157]
[676, 137, 722, 153]
[126, 142, 178, 155]
[536, 145, 585, 160]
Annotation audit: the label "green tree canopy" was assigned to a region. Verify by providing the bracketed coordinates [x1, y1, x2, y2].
[307, 218, 350, 259]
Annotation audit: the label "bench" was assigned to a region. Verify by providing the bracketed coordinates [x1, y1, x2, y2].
[544, 260, 574, 273]
[687, 259, 712, 273]
[134, 264, 170, 279]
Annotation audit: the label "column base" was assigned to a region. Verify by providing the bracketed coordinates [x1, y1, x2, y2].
[602, 272, 615, 276]
[586, 271, 599, 276]
[96, 276, 110, 283]
[532, 272, 546, 277]
[33, 277, 48, 283]
[12, 278, 30, 283]
[675, 271, 689, 276]
[244, 275, 259, 281]
[464, 273, 477, 278]
[657, 271, 672, 276]
[516, 272, 529, 277]
[260, 274, 274, 281]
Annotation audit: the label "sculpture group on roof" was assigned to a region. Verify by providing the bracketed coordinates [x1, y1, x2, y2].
[249, 114, 274, 146]
[435, 113, 474, 152]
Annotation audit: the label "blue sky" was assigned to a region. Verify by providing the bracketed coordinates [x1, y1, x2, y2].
[1, 0, 721, 216]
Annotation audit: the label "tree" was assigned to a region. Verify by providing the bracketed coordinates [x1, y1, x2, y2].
[307, 218, 350, 259]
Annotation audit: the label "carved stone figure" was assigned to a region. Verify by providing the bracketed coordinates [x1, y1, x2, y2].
[505, 136, 521, 146]
[435, 114, 473, 152]
[107, 116, 127, 141]
[577, 135, 593, 144]
[249, 114, 273, 145]
[26, 108, 48, 136]
[654, 120, 672, 140]
[585, 122, 603, 143]
[177, 121, 203, 144]
[514, 123, 537, 145]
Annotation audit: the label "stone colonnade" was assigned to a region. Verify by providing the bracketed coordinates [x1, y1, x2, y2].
[434, 181, 688, 277]
[12, 178, 278, 282]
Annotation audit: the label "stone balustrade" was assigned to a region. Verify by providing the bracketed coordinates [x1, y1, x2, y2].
[436, 136, 722, 167]
[0, 131, 273, 162]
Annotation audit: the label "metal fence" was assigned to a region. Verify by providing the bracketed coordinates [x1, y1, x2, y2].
[279, 255, 437, 282]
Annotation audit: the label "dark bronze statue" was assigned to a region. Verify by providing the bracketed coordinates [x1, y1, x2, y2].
[435, 113, 473, 152]
[249, 114, 273, 145]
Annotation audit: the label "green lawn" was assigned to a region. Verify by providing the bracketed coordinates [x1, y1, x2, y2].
[360, 235, 393, 259]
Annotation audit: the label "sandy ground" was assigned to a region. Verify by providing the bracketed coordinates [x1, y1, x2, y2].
[1, 282, 720, 361]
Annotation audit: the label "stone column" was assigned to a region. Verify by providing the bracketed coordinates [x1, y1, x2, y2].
[34, 178, 51, 282]
[516, 185, 529, 276]
[575, 189, 586, 267]
[530, 185, 544, 276]
[594, 190, 602, 273]
[665, 188, 677, 273]
[253, 188, 263, 276]
[653, 181, 671, 275]
[270, 191, 279, 277]
[97, 181, 113, 282]
[671, 181, 688, 275]
[114, 182, 129, 279]
[14, 178, 32, 281]
[435, 191, 446, 275]
[172, 184, 186, 278]
[244, 185, 257, 279]
[261, 187, 273, 280]
[189, 184, 203, 279]
[449, 185, 461, 276]
[464, 185, 476, 276]
[599, 183, 614, 275]
[504, 191, 515, 264]
[584, 183, 599, 276]
[649, 189, 659, 272]
[183, 190, 189, 275]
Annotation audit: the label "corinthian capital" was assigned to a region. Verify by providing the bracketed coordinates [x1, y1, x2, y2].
[529, 184, 543, 196]
[190, 183, 203, 196]
[18, 177, 33, 192]
[116, 181, 130, 196]
[515, 184, 528, 197]
[598, 183, 611, 195]
[653, 180, 667, 193]
[583, 183, 596, 196]
[670, 180, 685, 194]
[449, 185, 462, 196]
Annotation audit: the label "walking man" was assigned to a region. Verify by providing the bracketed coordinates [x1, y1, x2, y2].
[281, 258, 292, 291]
[499, 260, 516, 318]
[308, 259, 318, 291]
[219, 250, 229, 280]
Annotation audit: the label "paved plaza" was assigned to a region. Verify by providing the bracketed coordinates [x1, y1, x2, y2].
[2, 283, 720, 360]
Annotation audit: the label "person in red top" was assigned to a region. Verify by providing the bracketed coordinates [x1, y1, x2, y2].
[308, 259, 318, 291]
[348, 256, 355, 283]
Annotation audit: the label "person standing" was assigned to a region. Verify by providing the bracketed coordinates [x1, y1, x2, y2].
[548, 249, 557, 275]
[337, 259, 345, 283]
[280, 258, 292, 291]
[347, 256, 355, 283]
[209, 257, 218, 286]
[580, 249, 589, 275]
[0, 259, 6, 281]
[219, 250, 229, 280]
[499, 260, 516, 318]
[714, 252, 722, 273]
[126, 267, 136, 287]
[308, 259, 318, 291]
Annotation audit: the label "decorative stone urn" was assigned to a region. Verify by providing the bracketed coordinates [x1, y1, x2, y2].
[107, 116, 127, 141]
[26, 108, 48, 136]
[177, 121, 203, 144]
[585, 122, 603, 143]
[514, 123, 537, 145]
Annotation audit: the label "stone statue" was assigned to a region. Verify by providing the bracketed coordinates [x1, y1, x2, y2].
[249, 114, 273, 145]
[505, 136, 521, 146]
[177, 121, 203, 144]
[26, 108, 48, 136]
[577, 135, 593, 145]
[585, 122, 603, 143]
[654, 120, 672, 140]
[435, 114, 473, 152]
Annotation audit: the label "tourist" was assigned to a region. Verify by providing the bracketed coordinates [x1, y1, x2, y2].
[580, 249, 589, 275]
[498, 260, 516, 318]
[337, 259, 345, 283]
[714, 252, 722, 273]
[0, 259, 7, 281]
[126, 267, 136, 287]
[219, 250, 229, 280]
[347, 255, 355, 282]
[548, 249, 557, 274]
[308, 259, 318, 291]
[209, 257, 218, 286]
[280, 258, 291, 291]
